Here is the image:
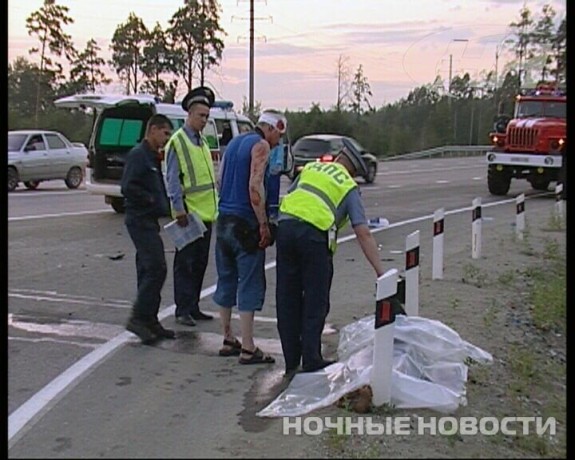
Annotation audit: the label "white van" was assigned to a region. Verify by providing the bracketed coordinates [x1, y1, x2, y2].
[54, 93, 256, 213]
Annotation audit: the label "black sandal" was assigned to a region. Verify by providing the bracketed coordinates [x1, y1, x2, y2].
[219, 338, 242, 356]
[239, 347, 275, 365]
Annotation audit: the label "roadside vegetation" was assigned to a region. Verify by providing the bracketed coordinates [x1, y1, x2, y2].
[9, 2, 565, 157]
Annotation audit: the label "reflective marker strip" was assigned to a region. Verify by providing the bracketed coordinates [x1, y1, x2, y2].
[375, 298, 395, 329]
[472, 205, 482, 221]
[516, 201, 525, 214]
[405, 247, 419, 270]
[433, 219, 444, 236]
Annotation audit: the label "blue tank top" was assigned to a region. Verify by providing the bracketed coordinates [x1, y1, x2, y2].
[218, 132, 262, 224]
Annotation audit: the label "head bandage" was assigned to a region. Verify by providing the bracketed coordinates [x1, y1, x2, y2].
[257, 112, 287, 134]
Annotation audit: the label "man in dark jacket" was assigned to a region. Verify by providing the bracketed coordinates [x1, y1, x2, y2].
[121, 114, 174, 344]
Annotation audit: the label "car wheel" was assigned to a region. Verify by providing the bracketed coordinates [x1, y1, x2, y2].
[8, 167, 19, 192]
[24, 180, 40, 190]
[364, 162, 377, 184]
[65, 167, 83, 189]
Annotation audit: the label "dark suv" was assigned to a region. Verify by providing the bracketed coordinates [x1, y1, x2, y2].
[290, 134, 378, 183]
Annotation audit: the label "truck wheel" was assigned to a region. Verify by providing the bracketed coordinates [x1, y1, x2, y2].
[529, 178, 550, 191]
[558, 157, 567, 200]
[110, 197, 125, 214]
[487, 168, 511, 196]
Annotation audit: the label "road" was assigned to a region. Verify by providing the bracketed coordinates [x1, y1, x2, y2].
[8, 157, 556, 458]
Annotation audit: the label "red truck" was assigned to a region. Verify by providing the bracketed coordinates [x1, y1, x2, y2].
[485, 82, 566, 196]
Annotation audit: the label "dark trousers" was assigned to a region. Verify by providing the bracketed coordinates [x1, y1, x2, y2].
[173, 222, 212, 317]
[125, 217, 167, 321]
[276, 219, 332, 371]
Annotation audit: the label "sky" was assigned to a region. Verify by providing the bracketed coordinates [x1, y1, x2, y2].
[8, 0, 566, 112]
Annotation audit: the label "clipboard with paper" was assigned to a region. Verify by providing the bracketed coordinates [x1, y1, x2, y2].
[163, 213, 207, 250]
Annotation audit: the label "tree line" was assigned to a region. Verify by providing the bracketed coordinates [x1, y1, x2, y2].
[8, 1, 565, 157]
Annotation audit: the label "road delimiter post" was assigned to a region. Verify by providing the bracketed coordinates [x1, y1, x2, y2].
[432, 208, 444, 280]
[472, 197, 482, 259]
[371, 268, 399, 406]
[515, 193, 525, 240]
[555, 183, 564, 220]
[405, 230, 420, 316]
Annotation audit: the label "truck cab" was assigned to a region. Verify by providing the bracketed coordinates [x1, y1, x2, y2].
[54, 93, 255, 212]
[486, 83, 566, 196]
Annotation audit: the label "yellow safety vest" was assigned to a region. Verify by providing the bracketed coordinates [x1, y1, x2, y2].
[165, 129, 218, 222]
[279, 161, 357, 252]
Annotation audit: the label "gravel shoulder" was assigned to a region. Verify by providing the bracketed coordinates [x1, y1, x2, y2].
[295, 199, 567, 458]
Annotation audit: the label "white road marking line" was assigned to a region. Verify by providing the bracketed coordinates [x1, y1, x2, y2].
[436, 180, 450, 184]
[9, 293, 131, 309]
[8, 209, 112, 222]
[8, 337, 102, 349]
[7, 196, 522, 445]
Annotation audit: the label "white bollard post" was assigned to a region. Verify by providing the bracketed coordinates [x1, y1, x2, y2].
[472, 198, 482, 259]
[371, 268, 399, 407]
[432, 208, 444, 280]
[515, 194, 525, 240]
[405, 230, 420, 316]
[555, 183, 564, 220]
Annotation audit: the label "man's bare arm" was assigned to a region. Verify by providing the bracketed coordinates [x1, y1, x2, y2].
[249, 140, 270, 225]
[354, 224, 385, 277]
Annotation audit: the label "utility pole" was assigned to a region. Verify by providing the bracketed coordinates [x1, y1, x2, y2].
[234, 0, 270, 118]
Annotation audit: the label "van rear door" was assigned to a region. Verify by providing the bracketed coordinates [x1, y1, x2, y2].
[54, 94, 157, 182]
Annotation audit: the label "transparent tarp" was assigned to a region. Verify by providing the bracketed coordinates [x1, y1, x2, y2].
[257, 315, 492, 417]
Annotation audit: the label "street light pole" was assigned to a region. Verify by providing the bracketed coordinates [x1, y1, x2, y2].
[448, 39, 468, 144]
[495, 46, 499, 90]
[449, 54, 453, 94]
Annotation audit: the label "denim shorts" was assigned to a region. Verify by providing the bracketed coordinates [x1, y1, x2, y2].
[212, 215, 266, 312]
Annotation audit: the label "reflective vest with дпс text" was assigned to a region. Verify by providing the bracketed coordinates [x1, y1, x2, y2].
[279, 161, 357, 252]
[165, 129, 218, 222]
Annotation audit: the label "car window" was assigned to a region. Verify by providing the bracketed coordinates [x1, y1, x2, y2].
[99, 118, 144, 147]
[203, 120, 219, 150]
[9, 133, 27, 151]
[293, 138, 330, 158]
[345, 137, 367, 153]
[46, 133, 68, 149]
[219, 122, 233, 148]
[169, 117, 186, 130]
[27, 134, 46, 151]
[238, 121, 253, 134]
[330, 139, 344, 154]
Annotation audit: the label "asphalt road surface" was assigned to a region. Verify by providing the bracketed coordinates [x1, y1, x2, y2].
[8, 156, 558, 458]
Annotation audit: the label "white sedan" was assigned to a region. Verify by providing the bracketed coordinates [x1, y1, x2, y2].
[8, 130, 88, 192]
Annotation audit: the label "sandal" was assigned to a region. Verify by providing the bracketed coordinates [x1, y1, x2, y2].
[218, 338, 242, 357]
[239, 347, 276, 365]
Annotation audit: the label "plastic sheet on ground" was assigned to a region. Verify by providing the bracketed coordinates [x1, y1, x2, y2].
[256, 315, 493, 418]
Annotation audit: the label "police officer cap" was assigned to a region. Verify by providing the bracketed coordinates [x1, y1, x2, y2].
[181, 86, 215, 112]
[339, 138, 368, 177]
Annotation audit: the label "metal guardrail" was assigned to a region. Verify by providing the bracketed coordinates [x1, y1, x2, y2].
[382, 145, 492, 161]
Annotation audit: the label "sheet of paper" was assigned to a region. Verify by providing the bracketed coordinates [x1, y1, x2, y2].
[163, 213, 207, 250]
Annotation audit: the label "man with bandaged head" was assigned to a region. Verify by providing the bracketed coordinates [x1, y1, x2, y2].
[212, 109, 287, 365]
